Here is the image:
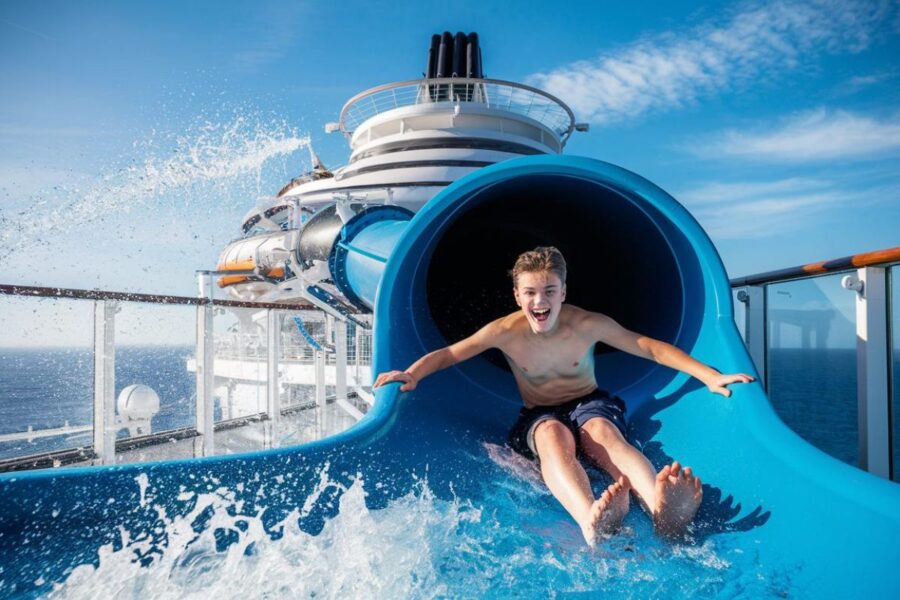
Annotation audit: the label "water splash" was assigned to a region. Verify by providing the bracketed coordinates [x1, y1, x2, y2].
[44, 475, 476, 599]
[33, 465, 783, 600]
[0, 114, 310, 261]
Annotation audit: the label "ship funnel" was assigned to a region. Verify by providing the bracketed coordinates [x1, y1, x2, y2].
[427, 31, 483, 79]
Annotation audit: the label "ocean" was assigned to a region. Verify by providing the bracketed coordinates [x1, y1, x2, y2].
[0, 346, 196, 460]
[0, 346, 897, 478]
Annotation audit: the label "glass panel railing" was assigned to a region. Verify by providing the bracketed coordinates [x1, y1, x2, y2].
[208, 305, 268, 455]
[347, 322, 373, 390]
[766, 274, 858, 465]
[277, 311, 369, 446]
[0, 285, 377, 472]
[732, 289, 747, 343]
[0, 296, 94, 465]
[113, 302, 197, 464]
[277, 310, 322, 447]
[892, 266, 899, 482]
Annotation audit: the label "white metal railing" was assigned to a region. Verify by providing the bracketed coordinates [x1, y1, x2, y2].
[731, 248, 899, 481]
[338, 77, 577, 142]
[0, 283, 374, 472]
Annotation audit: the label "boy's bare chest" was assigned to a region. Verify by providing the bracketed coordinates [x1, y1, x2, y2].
[502, 335, 595, 380]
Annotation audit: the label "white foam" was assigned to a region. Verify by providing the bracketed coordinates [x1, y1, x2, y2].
[135, 472, 150, 508]
[46, 471, 479, 599]
[44, 466, 744, 599]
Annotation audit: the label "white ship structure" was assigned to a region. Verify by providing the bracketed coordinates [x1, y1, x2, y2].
[205, 32, 585, 428]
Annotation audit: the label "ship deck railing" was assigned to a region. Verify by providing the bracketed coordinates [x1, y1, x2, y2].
[0, 284, 373, 472]
[729, 246, 900, 481]
[1, 246, 897, 480]
[338, 77, 576, 142]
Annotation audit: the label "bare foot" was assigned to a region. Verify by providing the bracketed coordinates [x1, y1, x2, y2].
[581, 476, 630, 545]
[653, 462, 702, 538]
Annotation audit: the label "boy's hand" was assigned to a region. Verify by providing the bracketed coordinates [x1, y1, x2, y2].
[706, 373, 755, 397]
[374, 370, 417, 392]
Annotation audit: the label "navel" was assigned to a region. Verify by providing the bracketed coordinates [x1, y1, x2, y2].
[572, 362, 579, 367]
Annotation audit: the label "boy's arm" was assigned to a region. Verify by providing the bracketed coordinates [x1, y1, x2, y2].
[588, 313, 754, 397]
[374, 320, 502, 392]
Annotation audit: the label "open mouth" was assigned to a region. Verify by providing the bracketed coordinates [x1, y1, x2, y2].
[531, 308, 551, 323]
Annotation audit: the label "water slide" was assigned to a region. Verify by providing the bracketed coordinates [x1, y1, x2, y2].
[2, 156, 898, 597]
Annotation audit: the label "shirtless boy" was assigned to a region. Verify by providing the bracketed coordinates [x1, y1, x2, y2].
[374, 247, 753, 545]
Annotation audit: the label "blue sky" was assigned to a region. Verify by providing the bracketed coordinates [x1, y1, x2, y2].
[1, 0, 898, 303]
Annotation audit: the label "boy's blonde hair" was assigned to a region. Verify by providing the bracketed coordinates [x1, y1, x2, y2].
[510, 246, 567, 286]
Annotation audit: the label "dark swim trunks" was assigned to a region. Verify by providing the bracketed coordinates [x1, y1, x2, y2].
[508, 389, 627, 460]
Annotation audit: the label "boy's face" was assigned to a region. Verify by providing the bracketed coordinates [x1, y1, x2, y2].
[513, 270, 566, 334]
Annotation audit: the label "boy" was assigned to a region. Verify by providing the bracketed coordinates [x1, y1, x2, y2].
[374, 247, 753, 545]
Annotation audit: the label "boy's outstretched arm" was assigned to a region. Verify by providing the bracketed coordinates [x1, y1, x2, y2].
[589, 313, 754, 397]
[374, 320, 501, 392]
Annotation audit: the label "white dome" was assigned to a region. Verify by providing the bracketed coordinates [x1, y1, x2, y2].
[117, 384, 161, 420]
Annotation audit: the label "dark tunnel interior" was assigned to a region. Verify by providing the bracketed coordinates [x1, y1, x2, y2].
[424, 174, 691, 379]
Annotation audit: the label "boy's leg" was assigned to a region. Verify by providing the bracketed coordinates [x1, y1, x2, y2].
[532, 419, 629, 544]
[578, 417, 702, 537]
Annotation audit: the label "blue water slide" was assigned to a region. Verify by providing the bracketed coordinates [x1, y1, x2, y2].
[1, 155, 898, 597]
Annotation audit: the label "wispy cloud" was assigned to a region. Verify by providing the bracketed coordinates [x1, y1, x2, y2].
[0, 19, 55, 42]
[842, 71, 896, 91]
[676, 176, 898, 238]
[678, 178, 832, 205]
[233, 3, 308, 72]
[527, 0, 894, 125]
[688, 108, 900, 161]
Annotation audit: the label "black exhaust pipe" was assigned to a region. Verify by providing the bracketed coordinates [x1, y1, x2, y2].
[426, 34, 440, 78]
[452, 32, 466, 77]
[436, 31, 452, 78]
[466, 32, 482, 78]
[427, 31, 483, 80]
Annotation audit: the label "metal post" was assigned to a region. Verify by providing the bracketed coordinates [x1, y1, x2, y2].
[355, 324, 363, 386]
[334, 319, 348, 401]
[737, 285, 767, 388]
[195, 272, 215, 457]
[325, 314, 334, 351]
[315, 349, 327, 438]
[849, 267, 890, 478]
[266, 309, 282, 447]
[93, 300, 117, 464]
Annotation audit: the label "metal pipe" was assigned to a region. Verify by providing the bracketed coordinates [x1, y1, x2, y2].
[334, 319, 348, 401]
[0, 282, 317, 311]
[736, 285, 767, 388]
[315, 349, 327, 438]
[266, 309, 281, 446]
[92, 300, 116, 465]
[195, 273, 215, 457]
[730, 246, 900, 287]
[851, 267, 891, 478]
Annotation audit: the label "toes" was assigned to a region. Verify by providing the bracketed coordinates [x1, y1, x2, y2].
[683, 467, 693, 479]
[670, 462, 682, 477]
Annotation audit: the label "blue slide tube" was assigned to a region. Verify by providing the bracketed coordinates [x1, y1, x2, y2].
[1, 155, 898, 597]
[330, 205, 413, 310]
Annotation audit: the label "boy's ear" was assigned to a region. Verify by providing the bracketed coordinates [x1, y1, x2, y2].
[513, 286, 521, 306]
[561, 284, 567, 302]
